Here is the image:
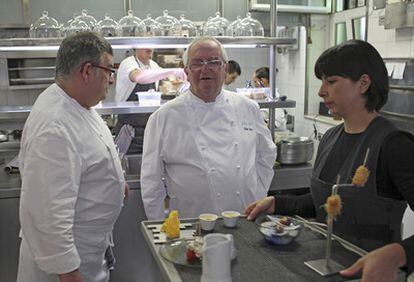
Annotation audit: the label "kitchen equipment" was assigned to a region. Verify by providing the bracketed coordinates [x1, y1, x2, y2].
[96, 14, 120, 37]
[226, 15, 242, 36]
[30, 11, 60, 38]
[76, 9, 97, 30]
[234, 12, 264, 37]
[142, 14, 164, 36]
[206, 12, 229, 35]
[119, 10, 146, 37]
[155, 10, 178, 36]
[201, 233, 233, 282]
[171, 14, 197, 37]
[256, 215, 303, 245]
[276, 136, 314, 165]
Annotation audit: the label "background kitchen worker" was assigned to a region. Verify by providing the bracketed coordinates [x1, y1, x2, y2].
[252, 66, 287, 130]
[17, 32, 126, 282]
[245, 39, 414, 282]
[141, 36, 276, 220]
[114, 48, 187, 154]
[224, 60, 241, 90]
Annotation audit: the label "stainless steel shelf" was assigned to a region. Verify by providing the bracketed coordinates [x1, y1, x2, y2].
[0, 99, 296, 117]
[0, 36, 296, 50]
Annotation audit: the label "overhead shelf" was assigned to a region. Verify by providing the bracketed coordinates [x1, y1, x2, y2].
[0, 99, 296, 118]
[0, 36, 297, 51]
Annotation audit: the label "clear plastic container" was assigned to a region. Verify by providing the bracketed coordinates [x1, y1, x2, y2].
[171, 14, 196, 37]
[234, 13, 264, 37]
[96, 14, 120, 37]
[142, 14, 164, 36]
[155, 10, 178, 36]
[137, 90, 161, 106]
[226, 15, 242, 37]
[119, 10, 146, 37]
[30, 11, 60, 38]
[77, 9, 97, 30]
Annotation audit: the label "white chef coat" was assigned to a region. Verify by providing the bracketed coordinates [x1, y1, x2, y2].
[141, 89, 277, 220]
[115, 55, 161, 103]
[17, 84, 125, 282]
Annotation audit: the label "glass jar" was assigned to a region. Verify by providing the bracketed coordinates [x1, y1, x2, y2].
[226, 15, 242, 37]
[172, 14, 196, 37]
[77, 9, 97, 30]
[66, 18, 90, 36]
[142, 14, 163, 36]
[30, 11, 60, 38]
[119, 10, 146, 37]
[234, 13, 264, 37]
[96, 14, 120, 37]
[155, 10, 178, 36]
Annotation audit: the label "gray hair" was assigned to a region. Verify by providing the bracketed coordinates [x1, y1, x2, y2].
[183, 36, 228, 66]
[55, 32, 113, 80]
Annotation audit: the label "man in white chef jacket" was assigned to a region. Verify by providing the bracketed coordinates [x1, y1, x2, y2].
[141, 37, 277, 220]
[17, 32, 125, 282]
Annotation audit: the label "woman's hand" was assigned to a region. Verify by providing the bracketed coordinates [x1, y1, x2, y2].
[340, 243, 406, 282]
[244, 196, 275, 220]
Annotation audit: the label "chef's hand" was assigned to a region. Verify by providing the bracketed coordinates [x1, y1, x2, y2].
[124, 182, 130, 199]
[340, 243, 406, 282]
[244, 196, 275, 221]
[59, 269, 82, 282]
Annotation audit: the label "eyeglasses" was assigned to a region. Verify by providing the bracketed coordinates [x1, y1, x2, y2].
[91, 64, 116, 77]
[188, 59, 225, 71]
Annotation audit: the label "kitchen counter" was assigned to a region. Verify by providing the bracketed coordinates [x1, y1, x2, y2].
[270, 163, 312, 191]
[140, 217, 406, 282]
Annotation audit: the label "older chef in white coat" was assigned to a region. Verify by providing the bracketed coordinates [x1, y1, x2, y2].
[17, 32, 125, 282]
[141, 37, 277, 220]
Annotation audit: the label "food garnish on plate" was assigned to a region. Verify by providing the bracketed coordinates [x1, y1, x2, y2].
[161, 210, 180, 239]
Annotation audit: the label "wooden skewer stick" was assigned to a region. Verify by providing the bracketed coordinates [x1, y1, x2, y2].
[362, 148, 370, 167]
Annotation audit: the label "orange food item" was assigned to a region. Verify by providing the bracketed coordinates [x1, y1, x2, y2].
[161, 210, 180, 239]
[352, 165, 370, 187]
[325, 194, 342, 218]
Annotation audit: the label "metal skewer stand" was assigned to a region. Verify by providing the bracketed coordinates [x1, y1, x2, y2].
[304, 184, 347, 276]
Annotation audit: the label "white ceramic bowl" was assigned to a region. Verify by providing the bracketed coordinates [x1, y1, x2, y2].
[198, 213, 218, 231]
[221, 211, 240, 228]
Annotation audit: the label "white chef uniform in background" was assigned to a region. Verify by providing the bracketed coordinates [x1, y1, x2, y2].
[141, 89, 276, 220]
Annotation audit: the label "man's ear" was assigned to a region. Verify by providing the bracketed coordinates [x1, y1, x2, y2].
[80, 62, 93, 83]
[359, 74, 371, 94]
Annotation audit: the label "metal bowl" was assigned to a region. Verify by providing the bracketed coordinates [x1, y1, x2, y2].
[276, 136, 314, 165]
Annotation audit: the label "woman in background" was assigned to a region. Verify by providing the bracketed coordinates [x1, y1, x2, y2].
[245, 39, 414, 281]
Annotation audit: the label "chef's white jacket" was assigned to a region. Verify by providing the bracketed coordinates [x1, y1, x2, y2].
[115, 55, 161, 103]
[141, 89, 277, 220]
[17, 84, 125, 282]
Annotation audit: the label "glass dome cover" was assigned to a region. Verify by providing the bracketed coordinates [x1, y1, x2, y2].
[226, 15, 242, 36]
[30, 11, 60, 38]
[203, 21, 224, 37]
[172, 14, 196, 37]
[119, 10, 146, 36]
[206, 12, 229, 35]
[155, 10, 178, 36]
[234, 13, 264, 37]
[77, 9, 97, 30]
[66, 18, 90, 36]
[142, 14, 163, 36]
[96, 14, 120, 37]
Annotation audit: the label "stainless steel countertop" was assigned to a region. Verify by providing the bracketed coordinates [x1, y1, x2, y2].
[0, 99, 296, 117]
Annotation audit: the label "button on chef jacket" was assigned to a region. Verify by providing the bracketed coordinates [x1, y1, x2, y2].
[141, 89, 276, 220]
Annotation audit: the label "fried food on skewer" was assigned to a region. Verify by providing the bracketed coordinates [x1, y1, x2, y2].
[325, 194, 342, 218]
[352, 148, 370, 187]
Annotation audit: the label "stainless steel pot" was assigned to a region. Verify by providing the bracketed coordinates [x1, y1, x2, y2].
[276, 136, 314, 165]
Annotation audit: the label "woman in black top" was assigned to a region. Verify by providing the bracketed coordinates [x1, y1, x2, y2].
[245, 39, 414, 281]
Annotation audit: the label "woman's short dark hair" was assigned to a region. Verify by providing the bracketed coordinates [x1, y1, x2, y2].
[314, 39, 388, 112]
[255, 67, 269, 80]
